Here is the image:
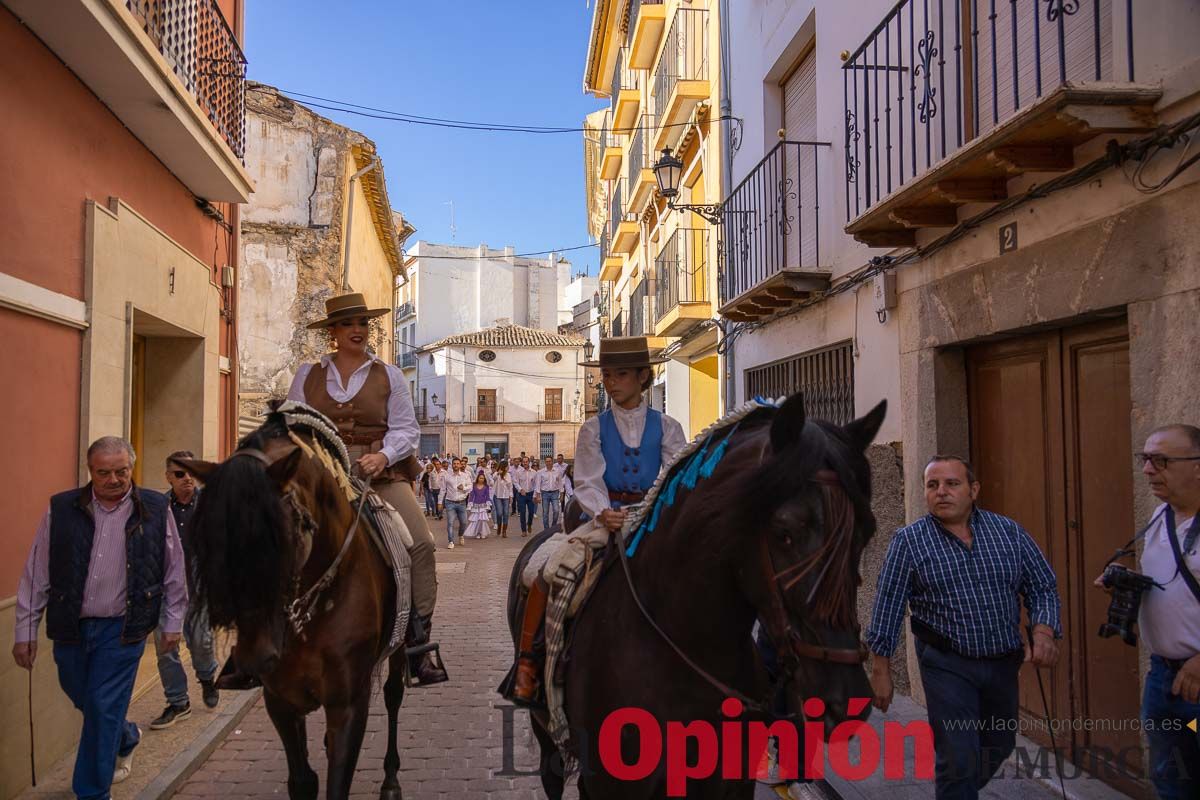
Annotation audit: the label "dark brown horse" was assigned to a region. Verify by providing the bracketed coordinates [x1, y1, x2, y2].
[506, 395, 887, 799]
[183, 413, 409, 800]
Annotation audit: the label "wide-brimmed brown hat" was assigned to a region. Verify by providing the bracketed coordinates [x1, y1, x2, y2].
[579, 336, 668, 369]
[306, 292, 390, 329]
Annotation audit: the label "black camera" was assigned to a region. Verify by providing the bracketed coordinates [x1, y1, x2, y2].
[1098, 564, 1159, 646]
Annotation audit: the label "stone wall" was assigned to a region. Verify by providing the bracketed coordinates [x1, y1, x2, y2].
[859, 441, 910, 695]
[238, 83, 398, 419]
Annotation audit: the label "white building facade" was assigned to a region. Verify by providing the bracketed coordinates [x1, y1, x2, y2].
[412, 325, 586, 460]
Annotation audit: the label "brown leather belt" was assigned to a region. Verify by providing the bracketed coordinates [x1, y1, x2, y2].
[608, 490, 645, 504]
[340, 434, 380, 447]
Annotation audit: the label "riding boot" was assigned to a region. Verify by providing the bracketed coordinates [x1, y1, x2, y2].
[406, 614, 449, 686]
[513, 578, 550, 706]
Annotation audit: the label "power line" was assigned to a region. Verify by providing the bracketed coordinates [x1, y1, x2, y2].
[394, 338, 588, 381]
[276, 88, 738, 136]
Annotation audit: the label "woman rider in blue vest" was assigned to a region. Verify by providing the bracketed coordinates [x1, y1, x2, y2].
[510, 336, 687, 705]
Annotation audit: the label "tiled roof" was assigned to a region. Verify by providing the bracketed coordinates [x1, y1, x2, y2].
[422, 324, 587, 351]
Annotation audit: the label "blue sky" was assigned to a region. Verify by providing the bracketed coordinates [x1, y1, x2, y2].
[245, 0, 606, 275]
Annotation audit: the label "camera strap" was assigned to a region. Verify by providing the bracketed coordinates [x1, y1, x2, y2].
[1166, 508, 1200, 607]
[1103, 507, 1166, 569]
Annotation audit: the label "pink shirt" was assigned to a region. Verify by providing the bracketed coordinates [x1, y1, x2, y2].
[14, 489, 189, 643]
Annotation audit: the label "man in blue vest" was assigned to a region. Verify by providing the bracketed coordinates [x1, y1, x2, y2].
[12, 436, 188, 798]
[509, 337, 687, 705]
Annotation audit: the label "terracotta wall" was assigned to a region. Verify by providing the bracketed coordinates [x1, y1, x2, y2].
[0, 7, 236, 301]
[0, 5, 238, 595]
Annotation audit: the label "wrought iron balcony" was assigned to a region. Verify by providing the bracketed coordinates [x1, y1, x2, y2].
[399, 350, 417, 369]
[611, 46, 641, 132]
[468, 405, 504, 423]
[538, 404, 566, 423]
[629, 0, 666, 70]
[396, 301, 415, 321]
[651, 7, 709, 152]
[610, 177, 639, 254]
[842, 0, 1154, 246]
[627, 113, 657, 215]
[655, 227, 711, 337]
[126, 0, 247, 160]
[719, 141, 832, 322]
[628, 280, 649, 337]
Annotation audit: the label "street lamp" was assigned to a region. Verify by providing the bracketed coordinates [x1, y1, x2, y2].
[583, 339, 595, 361]
[652, 148, 724, 224]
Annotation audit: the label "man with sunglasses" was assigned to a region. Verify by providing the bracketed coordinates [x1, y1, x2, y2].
[1119, 425, 1200, 798]
[149, 451, 220, 730]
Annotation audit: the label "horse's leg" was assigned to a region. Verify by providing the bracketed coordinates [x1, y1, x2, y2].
[530, 714, 565, 800]
[380, 652, 407, 800]
[323, 688, 373, 800]
[263, 689, 318, 800]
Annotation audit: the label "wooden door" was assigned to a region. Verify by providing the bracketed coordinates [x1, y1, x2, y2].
[544, 388, 563, 421]
[968, 319, 1143, 797]
[477, 388, 497, 422]
[968, 331, 1070, 736]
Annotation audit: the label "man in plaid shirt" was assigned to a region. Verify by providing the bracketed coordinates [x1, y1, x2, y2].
[866, 454, 1062, 800]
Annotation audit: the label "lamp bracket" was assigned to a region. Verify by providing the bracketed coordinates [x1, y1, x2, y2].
[667, 200, 724, 225]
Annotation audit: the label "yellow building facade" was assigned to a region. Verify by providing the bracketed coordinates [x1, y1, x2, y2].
[583, 0, 724, 438]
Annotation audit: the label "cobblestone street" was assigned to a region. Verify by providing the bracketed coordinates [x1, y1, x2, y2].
[174, 520, 550, 800]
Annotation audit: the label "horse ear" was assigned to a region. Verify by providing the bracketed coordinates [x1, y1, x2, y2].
[266, 447, 303, 487]
[176, 459, 218, 484]
[770, 393, 808, 454]
[845, 399, 887, 450]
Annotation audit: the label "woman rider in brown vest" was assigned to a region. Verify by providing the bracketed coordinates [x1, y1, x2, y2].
[287, 292, 447, 685]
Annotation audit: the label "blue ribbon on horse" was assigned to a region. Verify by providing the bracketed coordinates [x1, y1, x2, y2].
[625, 421, 743, 558]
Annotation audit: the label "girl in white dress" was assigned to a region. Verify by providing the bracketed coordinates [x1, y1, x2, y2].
[463, 473, 494, 539]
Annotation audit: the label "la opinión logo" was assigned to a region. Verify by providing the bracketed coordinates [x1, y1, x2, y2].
[597, 697, 935, 797]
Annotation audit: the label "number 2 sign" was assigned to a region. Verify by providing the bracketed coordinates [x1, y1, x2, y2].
[999, 222, 1018, 254]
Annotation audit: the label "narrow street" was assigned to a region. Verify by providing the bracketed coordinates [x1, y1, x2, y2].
[174, 528, 549, 800]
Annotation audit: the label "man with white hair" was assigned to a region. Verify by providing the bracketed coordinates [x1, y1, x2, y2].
[12, 436, 188, 795]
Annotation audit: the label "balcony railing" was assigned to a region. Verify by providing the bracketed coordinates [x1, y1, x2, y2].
[657, 227, 708, 321]
[628, 114, 648, 186]
[399, 350, 417, 369]
[396, 301, 415, 320]
[608, 179, 625, 244]
[651, 7, 708, 122]
[611, 46, 641, 107]
[843, 0, 1135, 220]
[414, 403, 431, 423]
[612, 310, 624, 338]
[720, 141, 831, 306]
[629, 280, 649, 336]
[468, 405, 503, 423]
[125, 0, 247, 160]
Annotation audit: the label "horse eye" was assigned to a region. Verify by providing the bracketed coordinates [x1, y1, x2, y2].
[782, 535, 793, 547]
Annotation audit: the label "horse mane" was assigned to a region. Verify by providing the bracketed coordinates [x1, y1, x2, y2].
[193, 415, 298, 628]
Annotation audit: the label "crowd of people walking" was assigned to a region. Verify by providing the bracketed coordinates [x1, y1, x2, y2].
[415, 452, 574, 547]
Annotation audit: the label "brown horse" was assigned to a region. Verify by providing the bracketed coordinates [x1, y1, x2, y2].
[183, 412, 409, 800]
[505, 395, 887, 799]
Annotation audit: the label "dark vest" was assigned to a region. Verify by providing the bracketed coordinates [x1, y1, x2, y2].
[303, 360, 391, 446]
[46, 485, 169, 644]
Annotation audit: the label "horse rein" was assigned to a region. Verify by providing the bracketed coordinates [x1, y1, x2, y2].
[613, 432, 868, 715]
[228, 446, 372, 637]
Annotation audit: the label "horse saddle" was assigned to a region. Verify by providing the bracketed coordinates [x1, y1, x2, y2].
[355, 483, 413, 660]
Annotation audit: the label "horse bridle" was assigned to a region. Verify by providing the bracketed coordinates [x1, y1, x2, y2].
[228, 446, 371, 638]
[614, 434, 868, 715]
[758, 469, 869, 669]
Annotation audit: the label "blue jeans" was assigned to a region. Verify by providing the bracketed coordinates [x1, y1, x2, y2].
[493, 497, 511, 526]
[423, 487, 438, 516]
[444, 500, 467, 544]
[156, 603, 218, 707]
[515, 492, 536, 533]
[540, 491, 561, 531]
[1143, 655, 1200, 797]
[916, 640, 1020, 800]
[53, 617, 145, 800]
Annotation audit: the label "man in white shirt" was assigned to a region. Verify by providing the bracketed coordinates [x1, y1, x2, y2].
[512, 457, 537, 536]
[507, 337, 687, 706]
[440, 458, 472, 549]
[1109, 424, 1200, 798]
[534, 455, 564, 532]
